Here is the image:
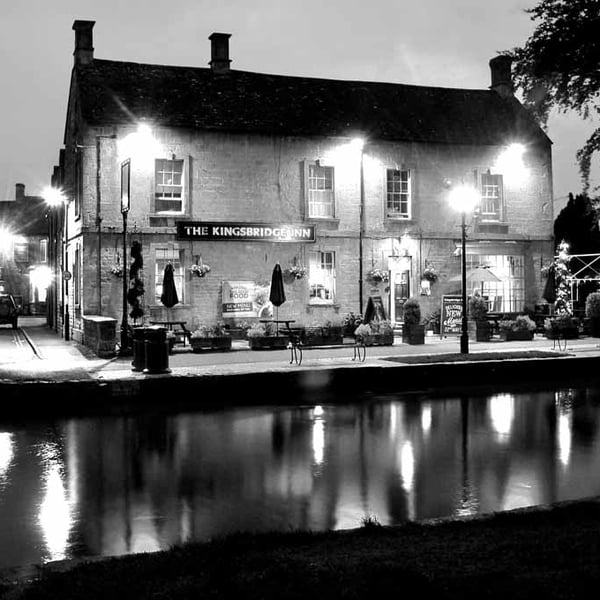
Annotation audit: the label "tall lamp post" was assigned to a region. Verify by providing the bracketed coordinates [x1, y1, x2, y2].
[119, 159, 131, 356]
[42, 187, 70, 340]
[449, 184, 479, 354]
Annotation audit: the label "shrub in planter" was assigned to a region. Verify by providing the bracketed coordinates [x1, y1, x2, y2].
[402, 298, 425, 345]
[498, 315, 536, 341]
[424, 308, 441, 335]
[342, 312, 363, 337]
[544, 314, 580, 339]
[369, 319, 395, 345]
[303, 319, 344, 346]
[468, 292, 490, 341]
[585, 292, 600, 337]
[190, 323, 232, 352]
[247, 322, 288, 350]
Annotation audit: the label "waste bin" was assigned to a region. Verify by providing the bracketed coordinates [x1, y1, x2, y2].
[143, 326, 171, 374]
[131, 327, 147, 372]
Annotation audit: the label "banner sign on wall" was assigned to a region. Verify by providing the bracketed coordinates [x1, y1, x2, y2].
[222, 280, 273, 319]
[441, 294, 463, 337]
[177, 222, 316, 243]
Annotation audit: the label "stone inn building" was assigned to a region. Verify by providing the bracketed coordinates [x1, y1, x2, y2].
[48, 19, 554, 346]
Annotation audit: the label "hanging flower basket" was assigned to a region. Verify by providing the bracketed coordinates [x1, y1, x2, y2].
[190, 263, 211, 278]
[366, 268, 389, 285]
[110, 265, 123, 277]
[283, 264, 307, 283]
[421, 266, 438, 283]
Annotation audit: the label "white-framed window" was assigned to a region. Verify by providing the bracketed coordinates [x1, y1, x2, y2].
[40, 239, 48, 263]
[309, 251, 335, 304]
[155, 247, 184, 303]
[386, 169, 411, 219]
[481, 173, 503, 221]
[155, 159, 184, 213]
[307, 162, 335, 218]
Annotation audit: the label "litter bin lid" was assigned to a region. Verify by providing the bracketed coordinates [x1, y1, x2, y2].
[145, 326, 167, 341]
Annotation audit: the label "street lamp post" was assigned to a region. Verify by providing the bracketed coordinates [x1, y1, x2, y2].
[449, 184, 479, 355]
[119, 158, 131, 356]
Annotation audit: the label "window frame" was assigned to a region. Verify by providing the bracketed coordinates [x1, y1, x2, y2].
[308, 250, 336, 305]
[154, 246, 185, 304]
[385, 168, 412, 220]
[154, 158, 186, 215]
[305, 161, 336, 219]
[480, 172, 504, 222]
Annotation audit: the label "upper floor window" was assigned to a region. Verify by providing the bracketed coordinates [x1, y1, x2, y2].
[307, 163, 335, 218]
[386, 169, 411, 219]
[14, 242, 28, 263]
[155, 159, 184, 213]
[154, 247, 184, 303]
[40, 239, 48, 263]
[309, 251, 336, 304]
[481, 173, 504, 221]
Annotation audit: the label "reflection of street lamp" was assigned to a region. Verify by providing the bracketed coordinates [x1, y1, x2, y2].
[119, 159, 131, 356]
[449, 184, 479, 354]
[42, 187, 70, 340]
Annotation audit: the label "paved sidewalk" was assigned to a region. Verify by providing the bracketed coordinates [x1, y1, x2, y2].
[8, 316, 600, 384]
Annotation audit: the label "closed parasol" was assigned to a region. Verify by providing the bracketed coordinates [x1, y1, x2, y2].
[160, 263, 179, 309]
[269, 263, 286, 333]
[542, 264, 556, 304]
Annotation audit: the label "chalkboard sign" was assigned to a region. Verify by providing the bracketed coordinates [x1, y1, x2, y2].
[441, 295, 463, 337]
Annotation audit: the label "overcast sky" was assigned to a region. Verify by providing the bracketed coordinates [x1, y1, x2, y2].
[1, 0, 596, 213]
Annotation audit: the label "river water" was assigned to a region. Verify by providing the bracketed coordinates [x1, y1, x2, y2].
[1, 382, 600, 569]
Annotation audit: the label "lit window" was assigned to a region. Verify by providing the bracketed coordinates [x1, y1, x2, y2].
[155, 248, 184, 303]
[40, 239, 48, 263]
[309, 251, 335, 304]
[308, 163, 335, 218]
[481, 173, 503, 221]
[155, 159, 184, 213]
[386, 169, 411, 219]
[14, 242, 28, 263]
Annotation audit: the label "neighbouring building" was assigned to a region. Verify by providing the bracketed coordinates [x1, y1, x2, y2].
[49, 19, 554, 349]
[0, 183, 51, 316]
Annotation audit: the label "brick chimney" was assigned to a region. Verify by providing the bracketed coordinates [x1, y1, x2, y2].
[15, 183, 25, 201]
[73, 20, 95, 66]
[489, 55, 513, 98]
[209, 33, 231, 74]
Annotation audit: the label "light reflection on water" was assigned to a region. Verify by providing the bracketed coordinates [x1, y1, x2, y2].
[1, 383, 600, 570]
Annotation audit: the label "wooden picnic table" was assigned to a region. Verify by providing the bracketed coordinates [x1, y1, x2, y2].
[149, 320, 191, 345]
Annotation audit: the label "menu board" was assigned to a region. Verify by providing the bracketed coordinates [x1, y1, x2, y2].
[441, 295, 463, 337]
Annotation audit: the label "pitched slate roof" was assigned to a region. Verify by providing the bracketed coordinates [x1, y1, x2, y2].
[0, 197, 47, 236]
[74, 59, 550, 146]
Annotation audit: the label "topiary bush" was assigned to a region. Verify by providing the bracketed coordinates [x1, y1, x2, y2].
[403, 298, 421, 325]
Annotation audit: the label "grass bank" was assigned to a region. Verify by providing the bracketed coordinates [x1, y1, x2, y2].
[2, 499, 600, 599]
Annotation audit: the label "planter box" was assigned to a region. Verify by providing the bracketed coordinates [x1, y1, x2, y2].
[190, 336, 232, 352]
[468, 320, 491, 342]
[545, 328, 579, 340]
[500, 330, 534, 341]
[401, 325, 425, 345]
[302, 326, 344, 347]
[248, 335, 289, 350]
[357, 332, 395, 346]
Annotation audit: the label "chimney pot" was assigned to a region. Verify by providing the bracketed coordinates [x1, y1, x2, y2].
[209, 32, 231, 74]
[489, 55, 513, 98]
[15, 183, 25, 200]
[73, 20, 95, 66]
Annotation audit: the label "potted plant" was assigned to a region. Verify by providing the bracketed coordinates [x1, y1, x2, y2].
[368, 319, 395, 345]
[366, 268, 390, 286]
[282, 264, 307, 283]
[498, 315, 536, 341]
[402, 298, 425, 345]
[190, 322, 232, 352]
[468, 292, 491, 341]
[247, 321, 289, 350]
[585, 292, 600, 337]
[544, 313, 580, 340]
[421, 264, 438, 283]
[166, 330, 177, 353]
[342, 312, 363, 337]
[303, 319, 344, 347]
[423, 308, 441, 336]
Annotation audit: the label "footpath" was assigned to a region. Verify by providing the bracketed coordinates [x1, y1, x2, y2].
[2, 317, 600, 416]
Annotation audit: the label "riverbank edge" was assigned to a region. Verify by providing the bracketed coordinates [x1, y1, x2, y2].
[0, 353, 597, 418]
[2, 495, 600, 599]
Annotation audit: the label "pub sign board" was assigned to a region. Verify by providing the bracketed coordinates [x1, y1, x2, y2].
[441, 294, 463, 337]
[177, 222, 316, 243]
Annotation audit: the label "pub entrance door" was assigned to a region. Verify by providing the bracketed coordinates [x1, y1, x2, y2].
[389, 256, 411, 325]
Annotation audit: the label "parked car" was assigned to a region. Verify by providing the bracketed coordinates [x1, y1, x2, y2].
[0, 294, 19, 329]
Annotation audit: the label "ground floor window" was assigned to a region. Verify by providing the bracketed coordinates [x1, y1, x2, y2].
[467, 254, 524, 312]
[309, 251, 335, 304]
[155, 247, 184, 304]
